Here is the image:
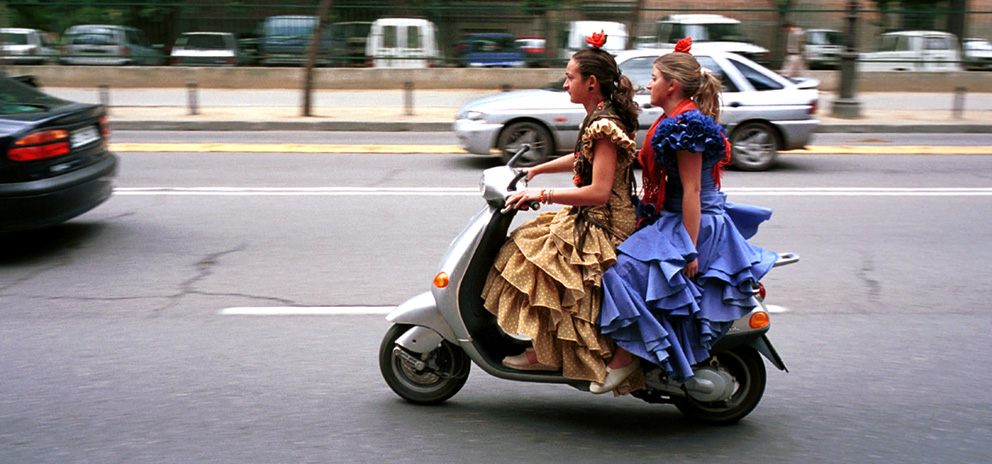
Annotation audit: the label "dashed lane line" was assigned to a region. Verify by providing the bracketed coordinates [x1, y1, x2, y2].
[113, 187, 992, 197]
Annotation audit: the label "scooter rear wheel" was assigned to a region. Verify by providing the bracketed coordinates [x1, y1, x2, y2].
[673, 346, 766, 425]
[379, 324, 470, 405]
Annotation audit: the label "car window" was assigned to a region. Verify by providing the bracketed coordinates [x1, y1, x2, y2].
[697, 56, 739, 93]
[407, 26, 422, 49]
[896, 36, 912, 51]
[728, 59, 783, 91]
[70, 32, 116, 46]
[184, 34, 228, 50]
[925, 37, 951, 51]
[700, 23, 747, 42]
[618, 56, 655, 92]
[383, 25, 397, 48]
[1, 32, 30, 45]
[0, 76, 68, 114]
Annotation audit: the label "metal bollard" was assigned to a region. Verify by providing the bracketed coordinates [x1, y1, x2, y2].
[97, 83, 110, 113]
[404, 81, 414, 116]
[953, 86, 966, 120]
[187, 81, 199, 115]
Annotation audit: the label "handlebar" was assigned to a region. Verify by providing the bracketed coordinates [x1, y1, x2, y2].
[500, 144, 541, 214]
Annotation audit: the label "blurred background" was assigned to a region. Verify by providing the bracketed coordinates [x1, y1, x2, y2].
[0, 0, 989, 71]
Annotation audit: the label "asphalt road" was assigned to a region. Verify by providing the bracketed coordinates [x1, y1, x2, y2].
[2, 141, 991, 463]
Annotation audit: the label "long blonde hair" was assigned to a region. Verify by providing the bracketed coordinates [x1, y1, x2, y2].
[654, 52, 722, 122]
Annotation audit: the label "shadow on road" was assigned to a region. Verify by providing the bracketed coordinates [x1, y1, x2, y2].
[0, 222, 106, 264]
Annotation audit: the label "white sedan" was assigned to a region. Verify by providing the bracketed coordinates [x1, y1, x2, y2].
[454, 48, 820, 171]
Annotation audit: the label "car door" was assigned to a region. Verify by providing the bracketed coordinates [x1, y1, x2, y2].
[922, 34, 959, 71]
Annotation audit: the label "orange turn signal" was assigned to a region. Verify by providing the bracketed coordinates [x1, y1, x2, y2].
[433, 272, 449, 288]
[749, 312, 770, 329]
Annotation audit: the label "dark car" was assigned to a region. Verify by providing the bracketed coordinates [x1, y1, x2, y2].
[0, 74, 118, 233]
[461, 33, 525, 68]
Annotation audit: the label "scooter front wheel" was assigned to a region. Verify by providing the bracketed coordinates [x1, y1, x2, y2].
[379, 324, 470, 405]
[672, 345, 766, 425]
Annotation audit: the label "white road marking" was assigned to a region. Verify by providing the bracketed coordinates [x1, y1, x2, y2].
[220, 306, 394, 316]
[114, 187, 992, 197]
[115, 187, 477, 196]
[765, 305, 791, 314]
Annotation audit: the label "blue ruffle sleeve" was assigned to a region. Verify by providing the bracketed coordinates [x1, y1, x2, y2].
[651, 110, 727, 165]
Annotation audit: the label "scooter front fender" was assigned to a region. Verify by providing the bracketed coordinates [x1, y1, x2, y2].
[386, 291, 457, 346]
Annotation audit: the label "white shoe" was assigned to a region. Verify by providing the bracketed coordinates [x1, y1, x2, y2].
[589, 358, 640, 394]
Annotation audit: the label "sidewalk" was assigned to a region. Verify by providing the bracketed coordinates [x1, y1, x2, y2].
[51, 88, 992, 133]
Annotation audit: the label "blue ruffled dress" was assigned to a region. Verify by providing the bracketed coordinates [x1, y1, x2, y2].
[598, 109, 779, 383]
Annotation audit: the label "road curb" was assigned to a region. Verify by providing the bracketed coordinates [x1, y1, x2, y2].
[112, 121, 453, 132]
[111, 120, 992, 133]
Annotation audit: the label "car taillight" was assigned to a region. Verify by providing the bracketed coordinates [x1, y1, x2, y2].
[225, 57, 235, 65]
[170, 56, 180, 65]
[122, 46, 131, 57]
[99, 116, 110, 140]
[8, 129, 71, 161]
[809, 98, 818, 114]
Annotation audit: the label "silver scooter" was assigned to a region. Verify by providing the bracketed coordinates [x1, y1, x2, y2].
[379, 145, 798, 424]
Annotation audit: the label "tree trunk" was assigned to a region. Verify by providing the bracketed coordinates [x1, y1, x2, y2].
[302, 0, 334, 117]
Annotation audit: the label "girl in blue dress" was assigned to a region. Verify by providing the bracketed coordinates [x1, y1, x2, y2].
[590, 38, 779, 393]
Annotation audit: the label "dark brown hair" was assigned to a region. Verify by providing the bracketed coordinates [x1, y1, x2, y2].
[571, 48, 640, 133]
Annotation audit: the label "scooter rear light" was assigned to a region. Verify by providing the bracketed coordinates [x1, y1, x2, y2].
[433, 272, 449, 288]
[755, 282, 766, 299]
[749, 312, 770, 329]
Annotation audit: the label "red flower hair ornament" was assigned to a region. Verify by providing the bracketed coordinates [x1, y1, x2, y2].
[674, 36, 693, 53]
[586, 30, 607, 49]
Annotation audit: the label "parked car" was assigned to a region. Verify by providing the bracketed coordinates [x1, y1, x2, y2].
[859, 30, 963, 72]
[0, 28, 57, 65]
[0, 73, 117, 233]
[170, 32, 243, 66]
[560, 21, 628, 59]
[60, 25, 165, 66]
[331, 21, 372, 67]
[256, 15, 334, 66]
[366, 18, 438, 68]
[962, 37, 992, 70]
[641, 15, 769, 63]
[454, 49, 819, 171]
[515, 36, 546, 67]
[804, 28, 844, 69]
[461, 33, 525, 68]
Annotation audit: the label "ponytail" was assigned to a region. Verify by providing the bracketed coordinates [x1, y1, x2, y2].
[610, 74, 640, 134]
[655, 53, 723, 123]
[694, 71, 722, 123]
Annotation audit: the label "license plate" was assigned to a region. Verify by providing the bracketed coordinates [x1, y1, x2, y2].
[70, 126, 100, 148]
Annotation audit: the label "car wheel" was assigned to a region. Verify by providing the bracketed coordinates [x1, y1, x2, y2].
[729, 122, 780, 171]
[497, 121, 555, 167]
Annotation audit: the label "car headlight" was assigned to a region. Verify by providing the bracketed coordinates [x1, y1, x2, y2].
[461, 110, 486, 122]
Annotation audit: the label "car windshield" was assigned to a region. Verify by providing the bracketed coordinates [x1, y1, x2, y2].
[470, 36, 517, 53]
[694, 23, 749, 43]
[966, 40, 992, 51]
[0, 76, 68, 114]
[181, 34, 229, 50]
[1, 32, 30, 45]
[70, 32, 116, 46]
[809, 31, 844, 46]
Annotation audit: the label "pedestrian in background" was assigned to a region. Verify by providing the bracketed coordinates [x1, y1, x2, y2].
[782, 21, 806, 78]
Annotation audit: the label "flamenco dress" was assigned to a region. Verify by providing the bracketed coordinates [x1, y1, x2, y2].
[482, 102, 641, 390]
[598, 103, 779, 383]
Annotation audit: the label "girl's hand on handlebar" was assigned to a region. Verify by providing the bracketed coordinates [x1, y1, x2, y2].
[525, 168, 537, 181]
[505, 189, 541, 210]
